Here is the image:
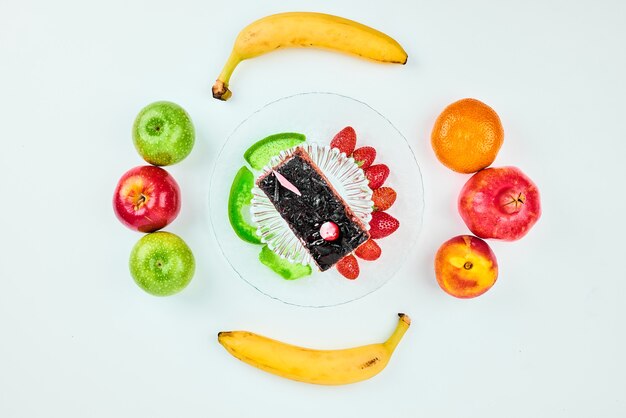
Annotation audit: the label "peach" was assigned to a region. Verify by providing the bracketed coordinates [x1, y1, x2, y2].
[459, 166, 541, 241]
[434, 235, 498, 298]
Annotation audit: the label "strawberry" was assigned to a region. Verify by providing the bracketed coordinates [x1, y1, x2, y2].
[330, 126, 357, 155]
[352, 146, 376, 169]
[336, 254, 359, 280]
[355, 239, 382, 261]
[369, 211, 399, 239]
[364, 164, 389, 189]
[372, 187, 397, 211]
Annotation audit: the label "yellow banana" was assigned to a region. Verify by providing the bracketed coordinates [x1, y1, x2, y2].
[217, 313, 410, 385]
[212, 12, 408, 100]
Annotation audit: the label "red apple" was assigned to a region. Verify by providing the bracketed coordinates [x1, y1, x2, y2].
[459, 166, 541, 241]
[113, 166, 180, 232]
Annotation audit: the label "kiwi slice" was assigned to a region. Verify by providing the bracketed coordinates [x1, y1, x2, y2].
[228, 166, 261, 244]
[258, 245, 312, 280]
[243, 132, 306, 170]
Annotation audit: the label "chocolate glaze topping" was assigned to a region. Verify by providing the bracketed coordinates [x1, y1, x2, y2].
[257, 148, 369, 271]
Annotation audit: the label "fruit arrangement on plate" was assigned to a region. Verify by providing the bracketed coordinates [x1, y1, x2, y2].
[210, 92, 424, 308]
[228, 126, 400, 281]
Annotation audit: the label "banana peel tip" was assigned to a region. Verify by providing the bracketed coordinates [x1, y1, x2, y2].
[212, 80, 232, 101]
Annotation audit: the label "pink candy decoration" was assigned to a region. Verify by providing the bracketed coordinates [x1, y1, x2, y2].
[320, 221, 340, 241]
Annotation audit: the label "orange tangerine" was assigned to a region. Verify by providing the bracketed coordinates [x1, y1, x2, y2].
[431, 98, 504, 174]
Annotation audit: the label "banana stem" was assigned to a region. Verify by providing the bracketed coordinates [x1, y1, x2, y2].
[383, 313, 411, 352]
[212, 52, 241, 101]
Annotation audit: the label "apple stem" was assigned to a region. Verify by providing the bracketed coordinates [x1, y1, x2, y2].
[138, 194, 146, 204]
[133, 193, 148, 211]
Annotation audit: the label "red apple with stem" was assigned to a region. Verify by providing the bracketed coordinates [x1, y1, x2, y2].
[113, 166, 180, 232]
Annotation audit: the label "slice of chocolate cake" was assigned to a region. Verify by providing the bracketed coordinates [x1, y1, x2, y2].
[256, 147, 369, 271]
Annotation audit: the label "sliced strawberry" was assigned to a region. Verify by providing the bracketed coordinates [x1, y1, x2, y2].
[336, 254, 359, 280]
[364, 164, 389, 189]
[330, 126, 357, 155]
[352, 146, 376, 169]
[372, 187, 397, 211]
[369, 211, 399, 239]
[355, 239, 381, 261]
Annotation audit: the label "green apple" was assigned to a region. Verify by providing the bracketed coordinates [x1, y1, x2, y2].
[133, 101, 195, 166]
[129, 232, 195, 296]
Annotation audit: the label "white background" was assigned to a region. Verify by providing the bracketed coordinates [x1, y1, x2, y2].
[1, 0, 625, 417]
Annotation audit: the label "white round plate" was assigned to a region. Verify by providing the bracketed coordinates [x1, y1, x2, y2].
[209, 92, 424, 307]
